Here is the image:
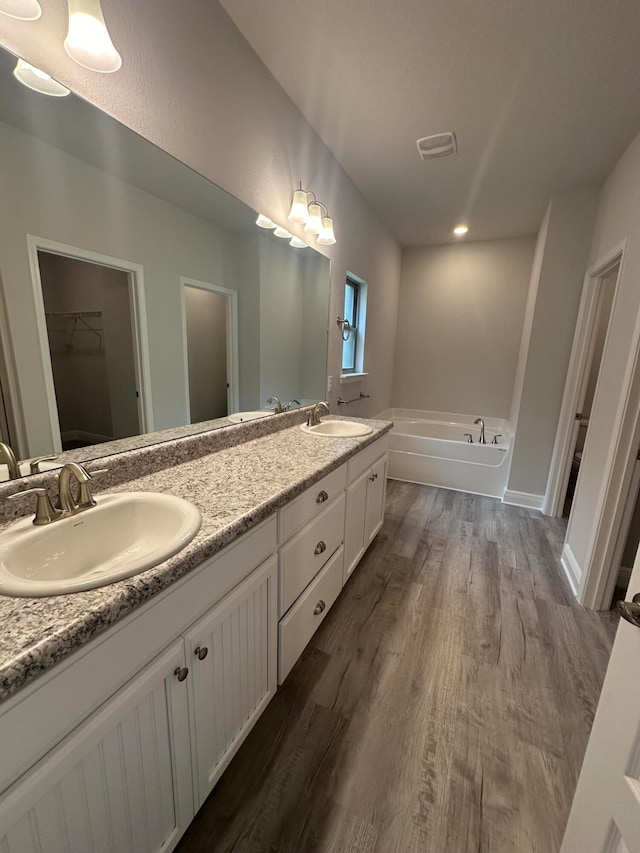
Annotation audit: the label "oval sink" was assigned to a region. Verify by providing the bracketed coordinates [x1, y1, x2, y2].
[227, 410, 272, 423]
[300, 420, 373, 438]
[0, 492, 202, 598]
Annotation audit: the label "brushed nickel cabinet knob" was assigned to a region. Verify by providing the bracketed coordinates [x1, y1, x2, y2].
[194, 646, 208, 661]
[316, 490, 329, 503]
[314, 600, 326, 616]
[174, 666, 189, 682]
[314, 541, 327, 555]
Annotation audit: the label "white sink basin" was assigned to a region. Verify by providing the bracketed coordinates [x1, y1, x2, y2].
[0, 492, 202, 598]
[300, 420, 373, 438]
[227, 410, 272, 423]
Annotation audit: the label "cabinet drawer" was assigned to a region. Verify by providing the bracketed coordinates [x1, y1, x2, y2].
[279, 493, 345, 616]
[347, 435, 389, 483]
[278, 546, 344, 683]
[278, 464, 347, 542]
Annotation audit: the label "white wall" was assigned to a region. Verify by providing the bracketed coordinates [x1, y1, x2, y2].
[392, 237, 535, 418]
[507, 187, 600, 499]
[566, 131, 640, 577]
[0, 0, 401, 422]
[184, 287, 228, 422]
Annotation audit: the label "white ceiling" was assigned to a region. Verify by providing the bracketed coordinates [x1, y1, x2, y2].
[220, 0, 640, 246]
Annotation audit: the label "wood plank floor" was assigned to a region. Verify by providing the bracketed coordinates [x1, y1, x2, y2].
[177, 482, 618, 853]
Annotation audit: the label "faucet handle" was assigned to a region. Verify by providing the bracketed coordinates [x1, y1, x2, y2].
[7, 487, 61, 526]
[464, 433, 473, 443]
[77, 468, 107, 510]
[26, 455, 59, 475]
[491, 435, 503, 445]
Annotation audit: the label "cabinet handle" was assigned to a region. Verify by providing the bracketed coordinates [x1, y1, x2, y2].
[369, 475, 375, 482]
[194, 646, 208, 661]
[316, 490, 329, 503]
[314, 541, 326, 555]
[174, 666, 189, 682]
[374, 473, 379, 479]
[314, 599, 326, 615]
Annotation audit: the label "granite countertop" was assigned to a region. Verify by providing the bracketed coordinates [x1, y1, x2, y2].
[0, 418, 392, 703]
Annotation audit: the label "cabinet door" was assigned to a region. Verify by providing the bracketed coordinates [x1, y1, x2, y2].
[186, 556, 278, 808]
[364, 455, 388, 546]
[344, 469, 368, 582]
[0, 641, 193, 853]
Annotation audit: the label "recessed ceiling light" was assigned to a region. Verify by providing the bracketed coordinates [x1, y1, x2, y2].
[453, 224, 469, 236]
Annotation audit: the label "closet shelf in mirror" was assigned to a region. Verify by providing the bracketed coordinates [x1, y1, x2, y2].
[45, 311, 103, 347]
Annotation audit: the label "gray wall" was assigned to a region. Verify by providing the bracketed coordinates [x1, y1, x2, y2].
[392, 237, 535, 417]
[507, 187, 600, 498]
[0, 0, 401, 424]
[565, 131, 640, 577]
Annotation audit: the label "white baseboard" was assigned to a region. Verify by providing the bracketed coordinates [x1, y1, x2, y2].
[502, 489, 545, 510]
[560, 543, 581, 596]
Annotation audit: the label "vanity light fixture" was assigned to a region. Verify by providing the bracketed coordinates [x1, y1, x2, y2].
[453, 224, 469, 236]
[0, 0, 41, 20]
[289, 236, 308, 248]
[255, 213, 277, 229]
[13, 59, 71, 96]
[316, 216, 336, 246]
[64, 0, 122, 73]
[287, 182, 337, 246]
[273, 225, 292, 239]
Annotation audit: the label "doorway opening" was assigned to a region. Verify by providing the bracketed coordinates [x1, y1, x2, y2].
[181, 278, 239, 424]
[28, 237, 153, 454]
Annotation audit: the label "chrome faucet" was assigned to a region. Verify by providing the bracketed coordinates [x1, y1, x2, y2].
[57, 462, 100, 514]
[0, 442, 20, 480]
[474, 418, 486, 445]
[266, 396, 285, 414]
[307, 401, 330, 427]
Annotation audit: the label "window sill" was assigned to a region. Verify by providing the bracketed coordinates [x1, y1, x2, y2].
[340, 372, 368, 384]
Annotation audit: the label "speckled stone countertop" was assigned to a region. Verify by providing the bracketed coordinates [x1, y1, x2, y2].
[0, 417, 392, 703]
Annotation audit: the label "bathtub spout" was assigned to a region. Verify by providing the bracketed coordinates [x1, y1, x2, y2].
[474, 418, 486, 444]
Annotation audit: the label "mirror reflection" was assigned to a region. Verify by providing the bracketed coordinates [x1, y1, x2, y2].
[0, 47, 330, 480]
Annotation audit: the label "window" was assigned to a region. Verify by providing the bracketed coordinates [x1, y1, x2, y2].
[341, 274, 367, 376]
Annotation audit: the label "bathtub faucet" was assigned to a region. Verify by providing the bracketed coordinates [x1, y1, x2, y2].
[474, 418, 486, 445]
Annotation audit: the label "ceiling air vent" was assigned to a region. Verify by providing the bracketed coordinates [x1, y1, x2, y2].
[416, 132, 457, 160]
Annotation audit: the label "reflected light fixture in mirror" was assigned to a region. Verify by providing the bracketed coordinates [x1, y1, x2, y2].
[64, 0, 122, 73]
[273, 225, 292, 238]
[256, 214, 277, 229]
[0, 0, 41, 20]
[289, 236, 307, 248]
[13, 59, 71, 97]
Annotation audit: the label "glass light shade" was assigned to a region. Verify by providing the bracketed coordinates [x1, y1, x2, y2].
[289, 236, 307, 248]
[256, 214, 277, 229]
[13, 60, 71, 97]
[316, 217, 336, 245]
[64, 0, 122, 73]
[288, 190, 309, 224]
[0, 0, 41, 20]
[273, 226, 292, 239]
[453, 224, 469, 235]
[303, 202, 323, 235]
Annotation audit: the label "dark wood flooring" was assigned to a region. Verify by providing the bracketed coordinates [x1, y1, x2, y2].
[177, 481, 618, 853]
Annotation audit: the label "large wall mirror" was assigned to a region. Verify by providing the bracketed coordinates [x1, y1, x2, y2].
[0, 47, 330, 481]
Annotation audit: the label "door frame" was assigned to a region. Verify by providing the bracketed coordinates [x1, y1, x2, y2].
[26, 235, 154, 453]
[180, 276, 239, 421]
[544, 241, 625, 517]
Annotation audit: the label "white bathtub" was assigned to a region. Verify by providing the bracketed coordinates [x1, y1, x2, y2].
[377, 408, 512, 499]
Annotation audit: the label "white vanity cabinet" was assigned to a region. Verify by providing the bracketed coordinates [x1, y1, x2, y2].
[0, 519, 278, 853]
[0, 640, 194, 853]
[344, 439, 389, 582]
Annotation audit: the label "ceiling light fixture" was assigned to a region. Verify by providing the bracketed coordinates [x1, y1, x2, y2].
[453, 224, 469, 236]
[64, 0, 122, 73]
[287, 182, 337, 246]
[0, 0, 41, 20]
[13, 59, 71, 96]
[255, 214, 277, 229]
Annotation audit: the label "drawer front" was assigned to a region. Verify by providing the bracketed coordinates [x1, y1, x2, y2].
[279, 493, 345, 616]
[278, 546, 344, 683]
[347, 435, 390, 484]
[278, 464, 347, 542]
